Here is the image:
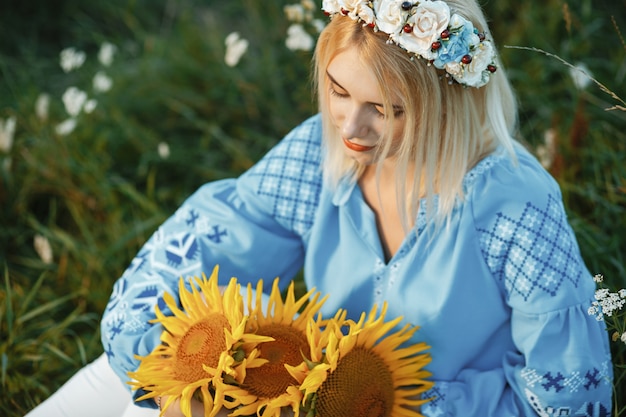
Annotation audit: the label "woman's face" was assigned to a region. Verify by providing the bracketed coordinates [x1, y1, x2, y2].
[326, 48, 405, 166]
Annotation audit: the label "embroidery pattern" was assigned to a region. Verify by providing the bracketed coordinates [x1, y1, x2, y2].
[525, 388, 611, 417]
[462, 147, 505, 190]
[521, 363, 610, 394]
[421, 384, 447, 417]
[478, 194, 582, 301]
[247, 118, 322, 235]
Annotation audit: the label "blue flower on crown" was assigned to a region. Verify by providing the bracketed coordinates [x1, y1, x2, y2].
[433, 21, 474, 69]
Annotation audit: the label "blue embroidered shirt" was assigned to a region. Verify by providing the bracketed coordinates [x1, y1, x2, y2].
[101, 114, 613, 416]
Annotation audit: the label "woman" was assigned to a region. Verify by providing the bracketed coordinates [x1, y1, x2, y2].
[26, 0, 613, 416]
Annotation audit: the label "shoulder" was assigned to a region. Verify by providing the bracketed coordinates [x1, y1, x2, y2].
[464, 144, 591, 308]
[465, 143, 562, 216]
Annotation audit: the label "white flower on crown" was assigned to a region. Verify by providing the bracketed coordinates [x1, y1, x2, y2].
[342, 0, 371, 22]
[352, 0, 376, 25]
[451, 39, 494, 87]
[448, 13, 464, 30]
[322, 0, 343, 15]
[375, 0, 404, 38]
[398, 1, 450, 59]
[444, 61, 463, 79]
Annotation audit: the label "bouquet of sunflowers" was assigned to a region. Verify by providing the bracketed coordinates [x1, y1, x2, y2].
[129, 265, 433, 417]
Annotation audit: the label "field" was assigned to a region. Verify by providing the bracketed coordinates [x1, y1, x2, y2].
[1, 0, 625, 414]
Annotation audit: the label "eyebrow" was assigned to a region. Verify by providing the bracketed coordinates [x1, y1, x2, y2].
[326, 70, 403, 111]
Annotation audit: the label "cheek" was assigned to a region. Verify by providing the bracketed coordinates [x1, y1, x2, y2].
[393, 123, 405, 142]
[386, 122, 406, 152]
[327, 97, 343, 123]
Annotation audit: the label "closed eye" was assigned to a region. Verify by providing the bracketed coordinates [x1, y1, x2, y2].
[329, 86, 348, 98]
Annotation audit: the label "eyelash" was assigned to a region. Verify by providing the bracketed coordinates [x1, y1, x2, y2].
[329, 86, 403, 119]
[329, 86, 347, 99]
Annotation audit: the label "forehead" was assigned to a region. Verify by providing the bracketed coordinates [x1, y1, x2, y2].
[327, 49, 382, 98]
[326, 48, 405, 107]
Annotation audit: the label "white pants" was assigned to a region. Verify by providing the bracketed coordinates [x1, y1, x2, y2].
[23, 353, 237, 417]
[24, 353, 158, 417]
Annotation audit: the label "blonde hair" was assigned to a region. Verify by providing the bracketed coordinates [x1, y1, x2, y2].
[313, 0, 518, 231]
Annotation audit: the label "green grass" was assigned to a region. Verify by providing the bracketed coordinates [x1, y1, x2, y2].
[1, 0, 625, 415]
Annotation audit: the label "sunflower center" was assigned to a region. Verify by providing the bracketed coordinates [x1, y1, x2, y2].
[173, 313, 229, 382]
[242, 324, 309, 398]
[315, 347, 395, 417]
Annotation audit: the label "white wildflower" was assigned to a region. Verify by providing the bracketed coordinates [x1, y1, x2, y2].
[286, 23, 314, 51]
[62, 86, 88, 117]
[34, 234, 53, 264]
[621, 332, 626, 344]
[0, 116, 16, 153]
[93, 71, 113, 93]
[599, 291, 625, 317]
[620, 289, 626, 298]
[55, 118, 77, 136]
[35, 93, 50, 121]
[593, 274, 604, 283]
[83, 99, 97, 114]
[224, 32, 249, 67]
[569, 62, 592, 90]
[588, 301, 604, 321]
[301, 0, 315, 10]
[536, 128, 557, 169]
[158, 142, 170, 159]
[60, 47, 86, 73]
[595, 288, 609, 300]
[285, 4, 306, 22]
[311, 18, 327, 33]
[98, 42, 117, 66]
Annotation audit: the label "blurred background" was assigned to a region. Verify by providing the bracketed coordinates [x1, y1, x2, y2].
[1, 0, 625, 415]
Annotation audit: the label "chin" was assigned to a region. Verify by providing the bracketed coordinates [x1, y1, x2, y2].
[344, 150, 377, 166]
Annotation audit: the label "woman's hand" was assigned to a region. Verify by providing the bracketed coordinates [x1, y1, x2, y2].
[157, 396, 295, 417]
[157, 395, 227, 417]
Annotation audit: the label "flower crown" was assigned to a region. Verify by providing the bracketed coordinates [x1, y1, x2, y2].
[322, 0, 498, 88]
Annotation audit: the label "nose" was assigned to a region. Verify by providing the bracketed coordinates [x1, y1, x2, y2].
[341, 107, 369, 139]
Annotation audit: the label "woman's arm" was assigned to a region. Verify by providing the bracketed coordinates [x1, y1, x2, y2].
[100, 115, 324, 407]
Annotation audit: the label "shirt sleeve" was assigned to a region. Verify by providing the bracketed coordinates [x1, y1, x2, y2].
[100, 114, 323, 404]
[421, 147, 613, 416]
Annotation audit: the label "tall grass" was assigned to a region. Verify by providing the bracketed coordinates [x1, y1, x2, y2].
[1, 0, 624, 415]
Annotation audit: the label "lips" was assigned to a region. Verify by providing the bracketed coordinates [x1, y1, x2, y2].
[343, 138, 375, 152]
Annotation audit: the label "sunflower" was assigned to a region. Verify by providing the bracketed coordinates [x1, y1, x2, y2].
[227, 278, 328, 417]
[128, 265, 272, 417]
[294, 303, 433, 417]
